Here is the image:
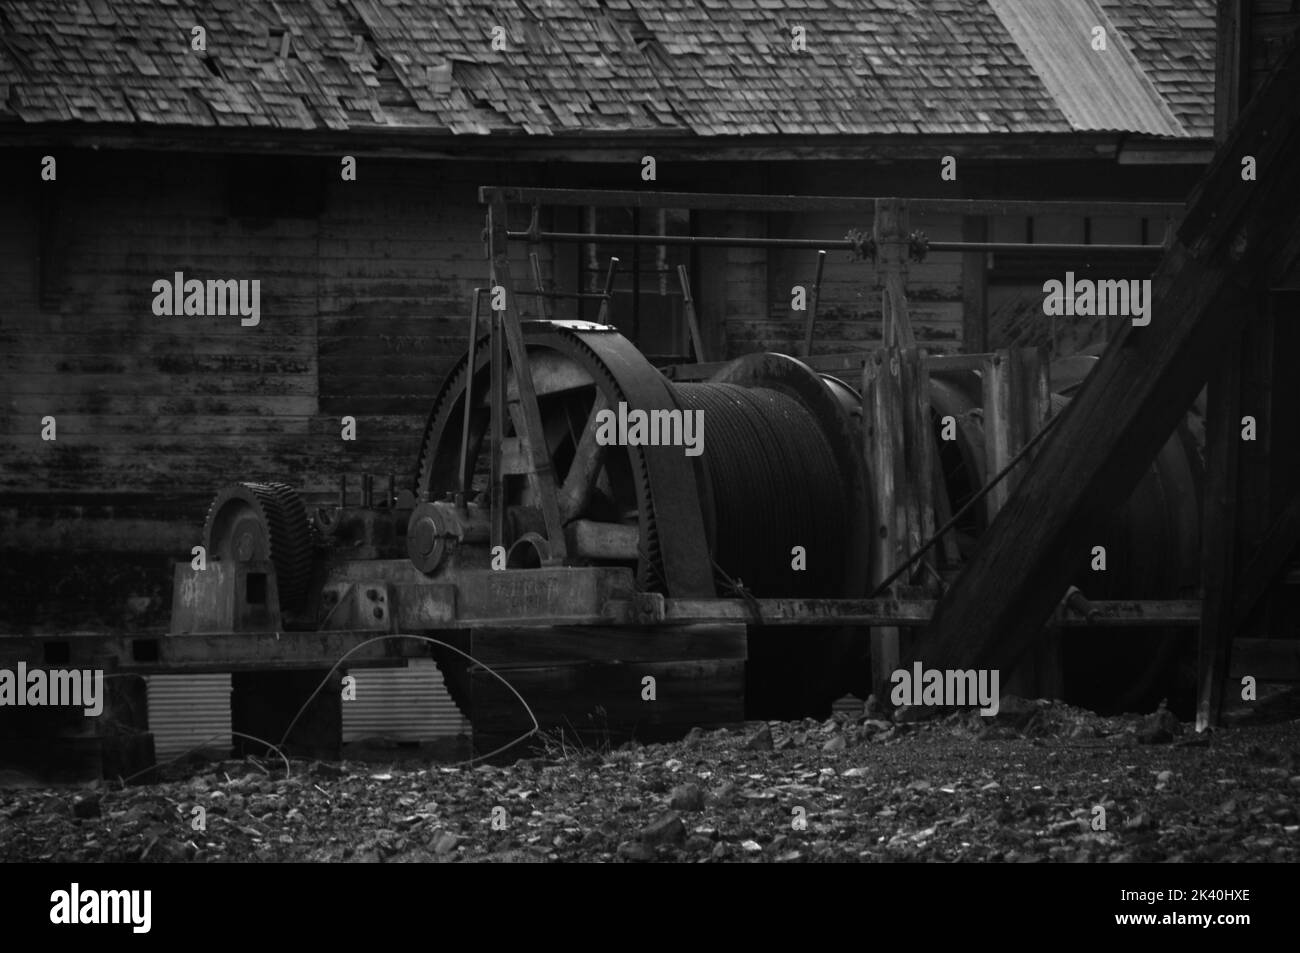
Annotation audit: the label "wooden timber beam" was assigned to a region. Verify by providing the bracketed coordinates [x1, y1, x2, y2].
[905, 38, 1300, 704]
[486, 196, 568, 562]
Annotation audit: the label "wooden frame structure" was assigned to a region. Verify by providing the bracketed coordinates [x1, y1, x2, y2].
[473, 183, 1250, 712]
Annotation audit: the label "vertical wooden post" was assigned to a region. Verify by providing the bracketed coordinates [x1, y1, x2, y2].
[900, 347, 934, 565]
[1198, 332, 1244, 731]
[981, 350, 1016, 521]
[874, 199, 915, 349]
[489, 307, 506, 549]
[864, 349, 908, 702]
[457, 288, 483, 504]
[487, 197, 567, 560]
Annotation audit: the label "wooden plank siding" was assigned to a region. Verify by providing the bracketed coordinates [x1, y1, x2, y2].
[1, 150, 1204, 630]
[0, 152, 546, 613]
[761, 210, 965, 356]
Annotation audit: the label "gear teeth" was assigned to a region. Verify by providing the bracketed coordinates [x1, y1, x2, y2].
[202, 481, 314, 610]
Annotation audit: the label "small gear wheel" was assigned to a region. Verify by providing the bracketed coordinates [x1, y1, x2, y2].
[202, 482, 314, 610]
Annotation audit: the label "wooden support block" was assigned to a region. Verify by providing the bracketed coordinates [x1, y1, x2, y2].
[566, 519, 639, 561]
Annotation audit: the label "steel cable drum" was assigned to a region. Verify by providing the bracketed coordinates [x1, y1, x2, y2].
[674, 383, 850, 598]
[1047, 358, 1204, 716]
[686, 353, 874, 717]
[924, 359, 1203, 715]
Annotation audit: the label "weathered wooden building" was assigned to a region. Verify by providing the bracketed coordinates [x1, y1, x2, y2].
[0, 0, 1230, 747]
[0, 0, 1218, 620]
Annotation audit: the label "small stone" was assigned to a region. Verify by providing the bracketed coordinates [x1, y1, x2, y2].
[1138, 700, 1180, 744]
[618, 841, 654, 862]
[894, 704, 929, 724]
[71, 794, 101, 819]
[822, 735, 846, 753]
[641, 812, 686, 846]
[668, 783, 705, 812]
[992, 695, 1038, 729]
[1155, 770, 1173, 789]
[740, 839, 762, 852]
[683, 727, 704, 745]
[774, 735, 795, 751]
[743, 724, 774, 751]
[684, 835, 713, 852]
[432, 832, 461, 855]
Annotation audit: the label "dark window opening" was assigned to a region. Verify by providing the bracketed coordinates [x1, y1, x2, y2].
[579, 206, 691, 361]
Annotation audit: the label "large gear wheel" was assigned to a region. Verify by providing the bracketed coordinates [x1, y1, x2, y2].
[413, 320, 714, 598]
[203, 481, 314, 610]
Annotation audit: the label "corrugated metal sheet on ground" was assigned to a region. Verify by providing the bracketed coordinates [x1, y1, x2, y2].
[989, 0, 1186, 137]
[146, 661, 466, 758]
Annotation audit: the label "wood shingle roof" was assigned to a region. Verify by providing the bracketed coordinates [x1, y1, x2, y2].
[0, 0, 1215, 139]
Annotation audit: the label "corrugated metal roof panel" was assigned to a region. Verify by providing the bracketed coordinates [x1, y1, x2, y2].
[989, 0, 1186, 137]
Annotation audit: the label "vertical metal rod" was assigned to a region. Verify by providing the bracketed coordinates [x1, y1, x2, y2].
[362, 474, 373, 509]
[338, 474, 347, 509]
[676, 264, 707, 363]
[595, 257, 619, 324]
[529, 252, 549, 321]
[631, 207, 641, 343]
[801, 249, 827, 357]
[387, 473, 395, 508]
[458, 288, 483, 506]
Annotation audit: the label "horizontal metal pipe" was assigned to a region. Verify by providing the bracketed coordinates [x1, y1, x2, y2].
[927, 241, 1161, 254]
[483, 186, 1184, 219]
[509, 230, 846, 249]
[509, 230, 1165, 255]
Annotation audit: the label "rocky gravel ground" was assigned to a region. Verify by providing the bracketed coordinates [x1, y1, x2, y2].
[2, 697, 1298, 863]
